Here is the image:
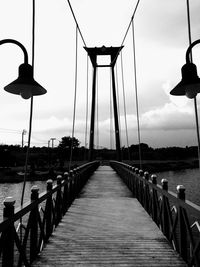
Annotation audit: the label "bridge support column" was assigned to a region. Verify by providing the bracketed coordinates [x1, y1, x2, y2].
[89, 66, 97, 161]
[111, 66, 121, 161]
[85, 46, 123, 161]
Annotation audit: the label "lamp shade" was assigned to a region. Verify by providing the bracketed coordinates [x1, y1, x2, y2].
[4, 63, 47, 99]
[170, 62, 200, 98]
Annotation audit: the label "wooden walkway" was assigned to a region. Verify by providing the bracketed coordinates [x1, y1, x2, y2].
[32, 166, 186, 266]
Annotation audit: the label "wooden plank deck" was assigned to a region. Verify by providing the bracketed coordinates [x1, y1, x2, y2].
[32, 166, 187, 266]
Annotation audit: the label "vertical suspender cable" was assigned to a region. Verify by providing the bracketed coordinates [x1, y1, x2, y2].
[110, 69, 113, 149]
[186, 0, 200, 169]
[132, 20, 142, 169]
[69, 25, 78, 170]
[120, 52, 130, 160]
[84, 55, 89, 160]
[21, 0, 35, 207]
[96, 69, 99, 151]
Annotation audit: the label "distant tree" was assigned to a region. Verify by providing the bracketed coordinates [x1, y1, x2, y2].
[58, 136, 80, 149]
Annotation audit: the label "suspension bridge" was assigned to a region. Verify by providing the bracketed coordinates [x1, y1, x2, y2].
[0, 0, 200, 266]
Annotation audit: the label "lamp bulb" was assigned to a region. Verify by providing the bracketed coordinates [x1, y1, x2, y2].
[20, 88, 32, 99]
[185, 87, 198, 99]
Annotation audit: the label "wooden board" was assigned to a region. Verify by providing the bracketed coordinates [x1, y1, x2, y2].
[32, 166, 187, 266]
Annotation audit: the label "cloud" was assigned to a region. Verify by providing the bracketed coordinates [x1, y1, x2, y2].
[134, 80, 195, 132]
[30, 115, 88, 145]
[141, 103, 194, 131]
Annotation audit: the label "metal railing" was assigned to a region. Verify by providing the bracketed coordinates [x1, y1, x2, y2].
[0, 160, 99, 267]
[110, 160, 200, 267]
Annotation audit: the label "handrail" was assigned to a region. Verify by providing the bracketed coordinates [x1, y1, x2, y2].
[0, 160, 99, 266]
[110, 160, 200, 266]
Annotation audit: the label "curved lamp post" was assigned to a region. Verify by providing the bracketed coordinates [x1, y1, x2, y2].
[0, 39, 46, 98]
[0, 39, 47, 207]
[170, 39, 200, 168]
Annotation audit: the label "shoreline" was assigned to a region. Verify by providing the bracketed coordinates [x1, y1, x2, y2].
[0, 159, 198, 183]
[0, 170, 59, 183]
[123, 159, 198, 173]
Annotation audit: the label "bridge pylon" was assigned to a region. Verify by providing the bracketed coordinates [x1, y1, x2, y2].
[84, 46, 123, 162]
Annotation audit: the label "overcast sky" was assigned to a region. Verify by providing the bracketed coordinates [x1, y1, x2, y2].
[0, 0, 200, 148]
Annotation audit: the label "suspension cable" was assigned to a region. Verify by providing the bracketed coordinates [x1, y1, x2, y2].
[120, 51, 130, 160]
[186, 0, 200, 170]
[69, 25, 78, 170]
[121, 0, 141, 47]
[66, 0, 87, 47]
[132, 20, 142, 169]
[21, 0, 35, 207]
[110, 0, 141, 71]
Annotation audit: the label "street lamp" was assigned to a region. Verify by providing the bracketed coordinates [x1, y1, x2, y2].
[170, 39, 200, 98]
[170, 39, 200, 168]
[0, 39, 47, 207]
[0, 39, 46, 99]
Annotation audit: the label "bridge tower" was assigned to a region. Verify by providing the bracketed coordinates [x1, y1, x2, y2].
[84, 46, 123, 162]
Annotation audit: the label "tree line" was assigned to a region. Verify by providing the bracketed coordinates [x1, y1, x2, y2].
[0, 136, 198, 169]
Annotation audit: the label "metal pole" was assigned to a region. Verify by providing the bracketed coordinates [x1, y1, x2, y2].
[51, 138, 56, 149]
[48, 140, 51, 170]
[21, 129, 26, 148]
[22, 131, 24, 148]
[194, 97, 200, 169]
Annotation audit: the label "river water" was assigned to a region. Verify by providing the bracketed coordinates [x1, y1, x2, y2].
[0, 181, 47, 219]
[0, 168, 199, 220]
[156, 168, 200, 206]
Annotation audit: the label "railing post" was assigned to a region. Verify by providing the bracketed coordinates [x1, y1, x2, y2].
[130, 167, 135, 194]
[2, 197, 15, 267]
[177, 185, 186, 201]
[144, 171, 149, 181]
[135, 168, 139, 175]
[30, 185, 39, 262]
[139, 170, 144, 205]
[177, 185, 187, 261]
[151, 174, 158, 224]
[73, 168, 78, 196]
[161, 178, 168, 191]
[45, 179, 53, 241]
[75, 167, 81, 194]
[161, 179, 170, 239]
[63, 172, 69, 214]
[55, 175, 62, 226]
[151, 174, 157, 185]
[144, 172, 150, 213]
[133, 168, 139, 199]
[69, 170, 74, 204]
